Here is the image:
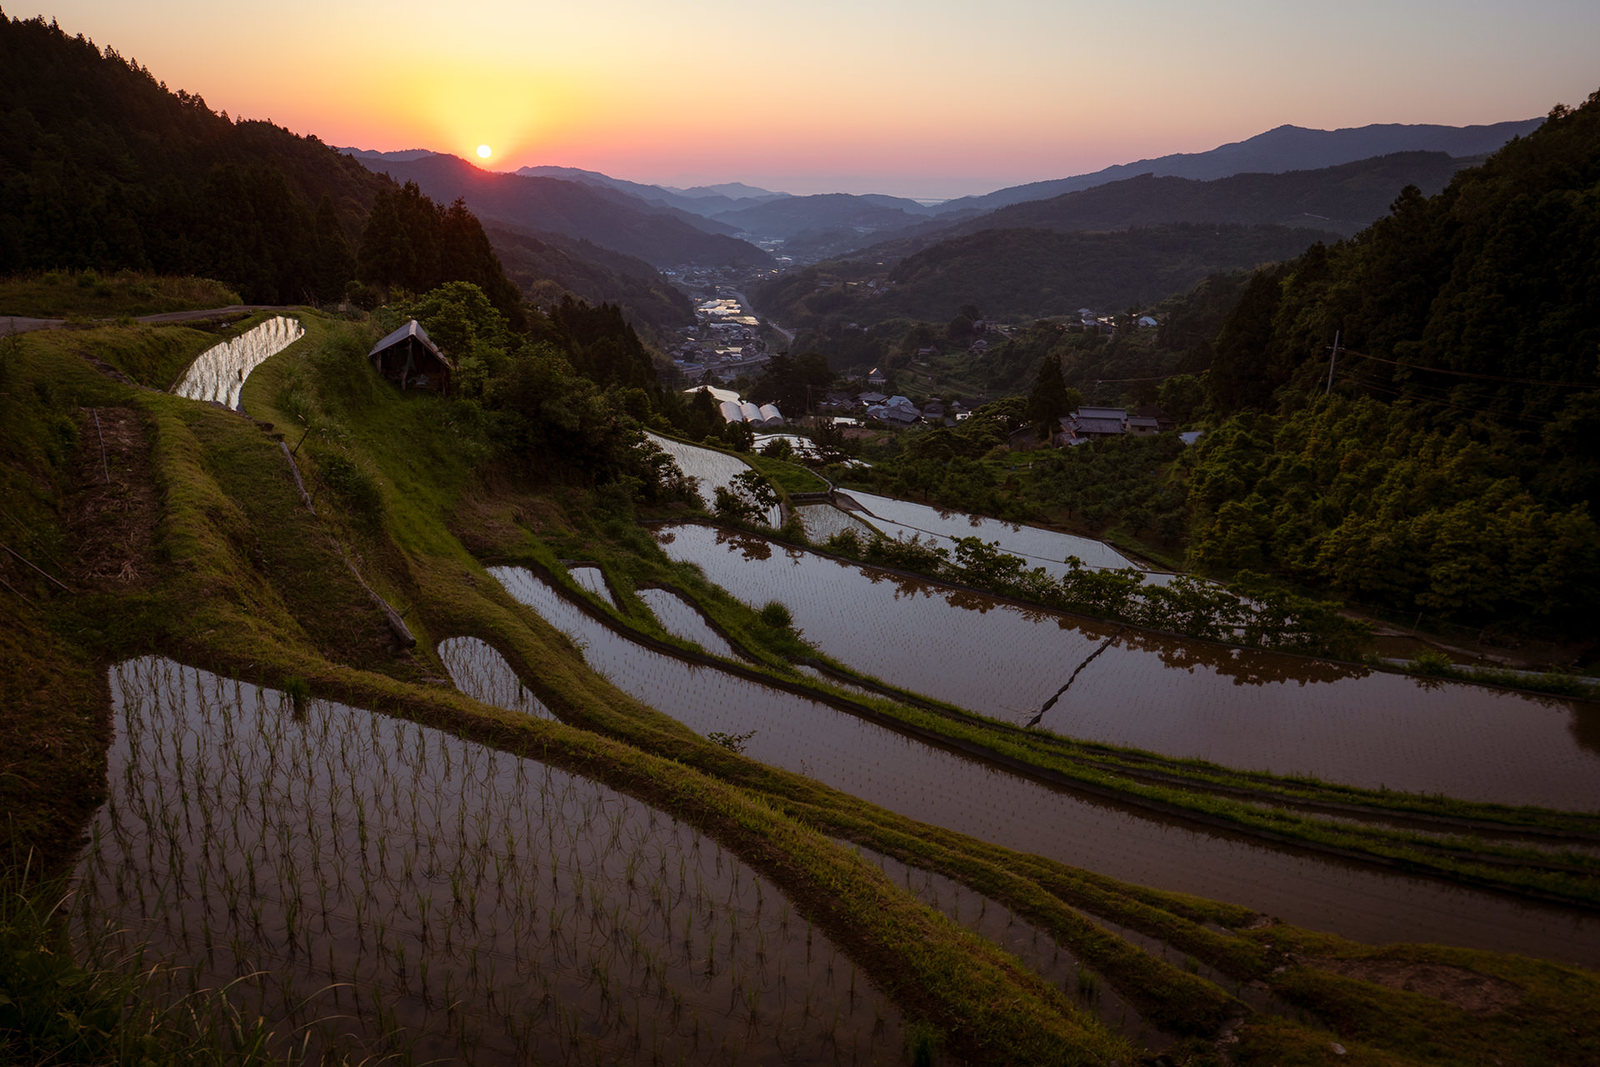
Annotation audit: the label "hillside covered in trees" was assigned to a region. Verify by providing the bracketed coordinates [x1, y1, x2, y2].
[0, 15, 394, 303]
[0, 13, 655, 329]
[1182, 91, 1600, 631]
[845, 94, 1600, 639]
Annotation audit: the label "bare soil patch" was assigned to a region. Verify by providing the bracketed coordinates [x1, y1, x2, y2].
[1305, 955, 1521, 1014]
[67, 406, 159, 588]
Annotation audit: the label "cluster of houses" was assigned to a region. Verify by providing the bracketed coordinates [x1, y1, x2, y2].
[816, 390, 968, 427]
[1054, 405, 1175, 446]
[665, 284, 773, 383]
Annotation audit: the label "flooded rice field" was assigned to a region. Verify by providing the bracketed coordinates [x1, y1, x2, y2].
[492, 566, 1600, 969]
[645, 432, 779, 525]
[655, 524, 1600, 811]
[796, 503, 879, 544]
[836, 489, 1142, 577]
[637, 587, 740, 660]
[77, 657, 906, 1065]
[172, 315, 304, 409]
[566, 564, 618, 607]
[440, 636, 555, 718]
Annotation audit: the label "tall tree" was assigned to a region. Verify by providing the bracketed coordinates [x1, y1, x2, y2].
[1026, 356, 1079, 440]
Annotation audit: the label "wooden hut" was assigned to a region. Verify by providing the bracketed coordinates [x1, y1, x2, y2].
[368, 320, 453, 392]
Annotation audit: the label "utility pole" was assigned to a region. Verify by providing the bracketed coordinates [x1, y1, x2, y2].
[1325, 330, 1341, 395]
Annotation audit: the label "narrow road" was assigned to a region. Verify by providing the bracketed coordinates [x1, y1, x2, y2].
[731, 289, 793, 344]
[3, 304, 288, 336]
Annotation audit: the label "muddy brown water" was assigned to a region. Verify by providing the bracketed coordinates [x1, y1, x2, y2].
[76, 657, 906, 1065]
[493, 566, 1600, 970]
[654, 524, 1600, 812]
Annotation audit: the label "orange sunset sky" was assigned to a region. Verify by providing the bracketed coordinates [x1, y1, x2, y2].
[28, 0, 1600, 198]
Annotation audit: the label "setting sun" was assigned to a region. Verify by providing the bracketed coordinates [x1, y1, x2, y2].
[476, 144, 492, 159]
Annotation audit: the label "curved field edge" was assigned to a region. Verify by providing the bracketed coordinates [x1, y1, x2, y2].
[468, 546, 1600, 908]
[4, 307, 1597, 1066]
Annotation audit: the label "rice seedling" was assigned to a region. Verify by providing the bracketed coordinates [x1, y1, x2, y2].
[438, 635, 555, 719]
[634, 586, 741, 660]
[488, 564, 1600, 963]
[74, 656, 907, 1064]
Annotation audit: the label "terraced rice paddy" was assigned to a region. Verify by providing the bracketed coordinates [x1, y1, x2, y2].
[644, 432, 779, 525]
[440, 636, 555, 718]
[836, 489, 1143, 577]
[567, 564, 619, 607]
[172, 315, 304, 409]
[75, 657, 906, 1065]
[795, 503, 878, 543]
[491, 566, 1600, 968]
[637, 587, 740, 659]
[848, 844, 1164, 1051]
[655, 524, 1600, 811]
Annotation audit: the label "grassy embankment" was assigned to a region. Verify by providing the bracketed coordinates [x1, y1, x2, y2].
[0, 269, 241, 320]
[3, 307, 1597, 1065]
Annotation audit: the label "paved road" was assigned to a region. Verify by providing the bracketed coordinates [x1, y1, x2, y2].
[2, 305, 288, 336]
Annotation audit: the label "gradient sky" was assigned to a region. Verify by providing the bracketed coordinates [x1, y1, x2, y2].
[29, 1, 1600, 198]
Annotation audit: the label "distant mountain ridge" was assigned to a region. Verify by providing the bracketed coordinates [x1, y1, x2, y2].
[943, 119, 1543, 213]
[352, 153, 772, 269]
[941, 151, 1472, 241]
[514, 165, 784, 218]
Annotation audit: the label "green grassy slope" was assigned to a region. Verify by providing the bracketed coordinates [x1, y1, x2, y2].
[3, 309, 1597, 1066]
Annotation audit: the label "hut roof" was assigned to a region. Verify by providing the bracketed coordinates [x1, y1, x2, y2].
[368, 319, 451, 366]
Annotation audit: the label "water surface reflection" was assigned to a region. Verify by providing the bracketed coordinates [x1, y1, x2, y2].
[656, 524, 1600, 811]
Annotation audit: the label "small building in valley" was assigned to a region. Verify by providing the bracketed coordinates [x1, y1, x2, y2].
[368, 320, 453, 393]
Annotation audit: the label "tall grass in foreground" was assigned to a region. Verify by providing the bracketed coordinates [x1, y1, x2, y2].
[2, 852, 299, 1065]
[74, 656, 905, 1064]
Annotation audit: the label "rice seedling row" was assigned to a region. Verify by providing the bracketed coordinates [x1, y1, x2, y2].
[795, 504, 878, 544]
[171, 315, 304, 409]
[439, 636, 556, 720]
[654, 523, 1600, 811]
[636, 586, 741, 660]
[566, 564, 620, 608]
[489, 565, 1600, 967]
[75, 656, 907, 1065]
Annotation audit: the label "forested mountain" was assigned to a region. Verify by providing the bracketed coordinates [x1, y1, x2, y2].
[0, 14, 524, 313]
[0, 15, 392, 303]
[361, 153, 772, 269]
[511, 164, 784, 218]
[708, 192, 954, 257]
[942, 118, 1543, 214]
[757, 223, 1333, 327]
[751, 152, 1476, 329]
[945, 152, 1470, 240]
[484, 224, 696, 339]
[1184, 93, 1600, 628]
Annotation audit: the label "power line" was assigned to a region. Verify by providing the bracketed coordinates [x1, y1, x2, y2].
[1339, 348, 1596, 389]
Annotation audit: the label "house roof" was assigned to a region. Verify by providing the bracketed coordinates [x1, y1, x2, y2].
[368, 319, 451, 366]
